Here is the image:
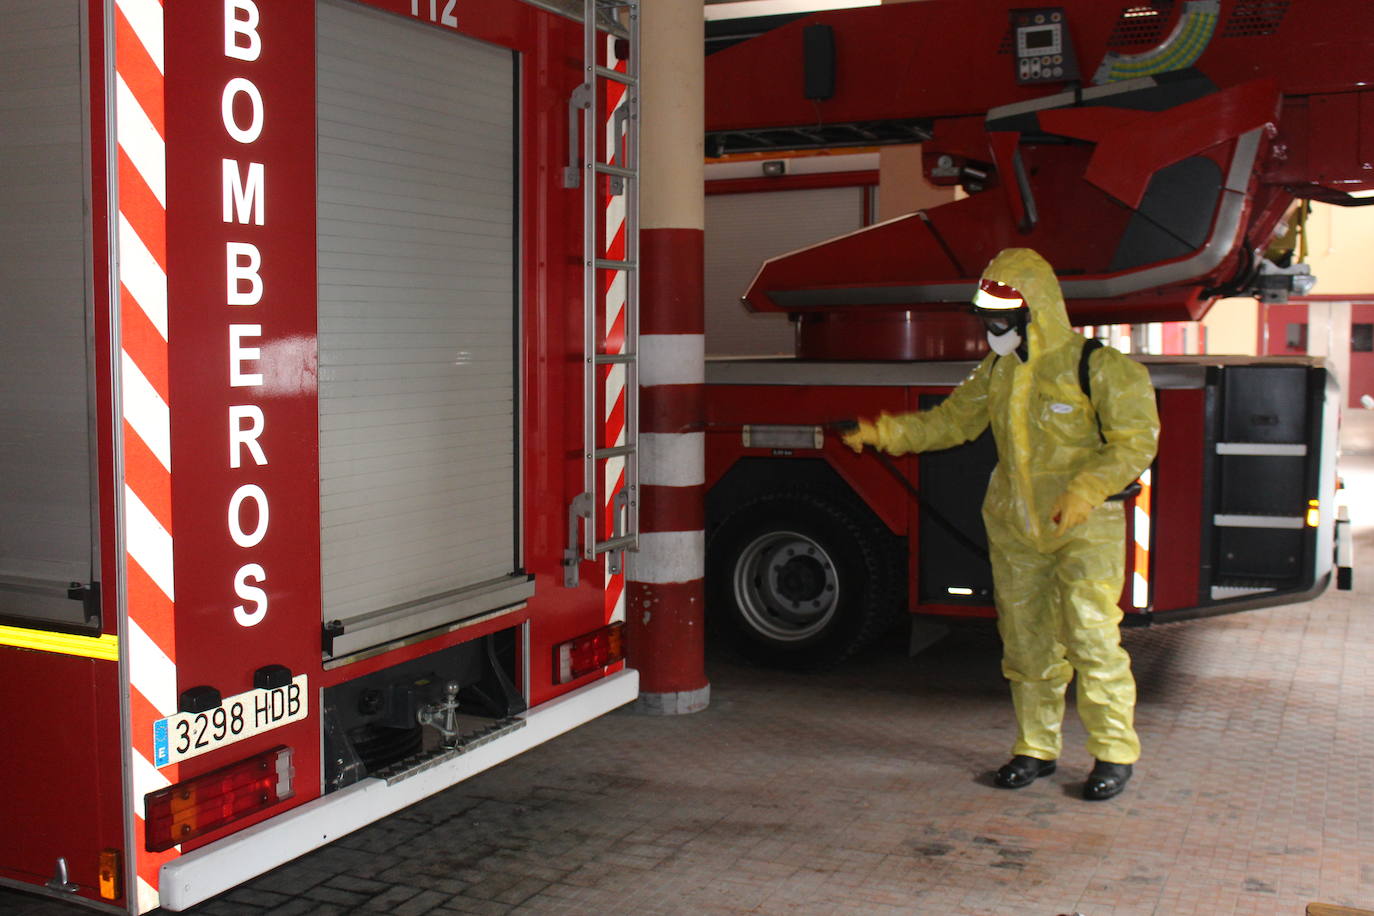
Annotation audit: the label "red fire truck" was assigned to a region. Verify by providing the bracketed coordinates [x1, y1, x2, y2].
[702, 0, 1362, 668]
[1, 0, 638, 911]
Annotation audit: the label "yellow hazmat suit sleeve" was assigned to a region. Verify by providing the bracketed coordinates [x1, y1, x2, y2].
[870, 356, 995, 456]
[1064, 347, 1161, 507]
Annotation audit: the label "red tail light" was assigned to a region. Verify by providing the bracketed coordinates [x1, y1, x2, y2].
[555, 622, 624, 684]
[144, 746, 294, 851]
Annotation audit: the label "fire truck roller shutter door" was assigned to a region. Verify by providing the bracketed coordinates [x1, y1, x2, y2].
[0, 3, 99, 632]
[704, 186, 864, 357]
[316, 0, 531, 658]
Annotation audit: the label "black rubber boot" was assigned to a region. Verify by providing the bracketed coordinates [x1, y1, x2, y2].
[1082, 760, 1133, 800]
[994, 755, 1057, 789]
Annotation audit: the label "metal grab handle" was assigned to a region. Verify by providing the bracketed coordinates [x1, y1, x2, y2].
[562, 83, 592, 189]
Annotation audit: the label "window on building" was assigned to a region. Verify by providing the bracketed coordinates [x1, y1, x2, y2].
[1285, 322, 1307, 351]
[1352, 323, 1373, 353]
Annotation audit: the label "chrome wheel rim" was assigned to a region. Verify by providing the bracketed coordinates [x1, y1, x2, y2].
[732, 530, 840, 643]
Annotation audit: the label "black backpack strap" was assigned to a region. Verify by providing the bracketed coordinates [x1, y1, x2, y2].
[1079, 337, 1103, 402]
[1079, 338, 1106, 445]
[1078, 338, 1142, 501]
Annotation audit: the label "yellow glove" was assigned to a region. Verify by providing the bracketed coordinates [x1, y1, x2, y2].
[1051, 490, 1094, 536]
[841, 418, 879, 454]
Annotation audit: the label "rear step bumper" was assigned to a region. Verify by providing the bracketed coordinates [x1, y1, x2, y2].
[157, 668, 639, 912]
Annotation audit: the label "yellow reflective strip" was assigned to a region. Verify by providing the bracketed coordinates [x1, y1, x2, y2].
[0, 625, 119, 661]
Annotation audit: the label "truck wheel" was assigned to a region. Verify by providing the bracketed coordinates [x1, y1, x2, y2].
[707, 488, 904, 669]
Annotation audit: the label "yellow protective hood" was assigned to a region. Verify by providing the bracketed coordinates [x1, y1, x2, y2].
[977, 248, 1077, 361]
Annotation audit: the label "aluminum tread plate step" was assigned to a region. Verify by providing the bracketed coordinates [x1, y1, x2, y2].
[376, 717, 527, 785]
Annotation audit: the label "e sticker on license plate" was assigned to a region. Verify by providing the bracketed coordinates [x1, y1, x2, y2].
[153, 675, 308, 767]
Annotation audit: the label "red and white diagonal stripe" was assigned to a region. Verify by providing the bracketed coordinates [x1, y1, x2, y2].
[1132, 469, 1152, 609]
[114, 0, 179, 909]
[601, 34, 629, 626]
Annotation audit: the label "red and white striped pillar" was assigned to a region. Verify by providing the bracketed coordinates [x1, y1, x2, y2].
[627, 0, 709, 714]
[112, 0, 181, 909]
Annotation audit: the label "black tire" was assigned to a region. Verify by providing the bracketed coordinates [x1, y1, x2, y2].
[706, 487, 905, 670]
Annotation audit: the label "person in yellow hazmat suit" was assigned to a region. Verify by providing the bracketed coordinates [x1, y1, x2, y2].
[843, 248, 1160, 801]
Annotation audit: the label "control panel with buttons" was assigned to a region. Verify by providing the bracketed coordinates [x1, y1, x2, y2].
[1011, 8, 1080, 85]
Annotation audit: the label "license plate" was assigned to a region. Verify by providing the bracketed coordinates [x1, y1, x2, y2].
[153, 675, 308, 767]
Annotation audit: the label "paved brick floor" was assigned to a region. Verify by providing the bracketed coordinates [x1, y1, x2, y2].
[4, 457, 1371, 916]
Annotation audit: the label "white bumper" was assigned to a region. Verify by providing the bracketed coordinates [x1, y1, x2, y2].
[157, 668, 639, 911]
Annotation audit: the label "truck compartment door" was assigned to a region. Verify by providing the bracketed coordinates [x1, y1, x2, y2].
[316, 0, 531, 659]
[0, 5, 126, 906]
[915, 394, 995, 604]
[0, 2, 99, 634]
[1201, 364, 1330, 602]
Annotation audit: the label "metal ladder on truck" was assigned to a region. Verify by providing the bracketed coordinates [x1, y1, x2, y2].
[563, 0, 640, 588]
